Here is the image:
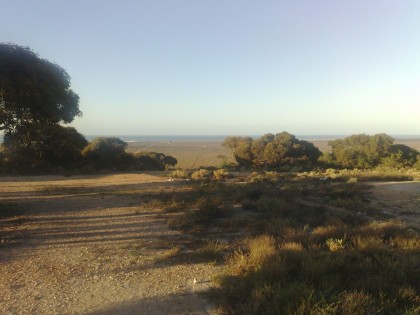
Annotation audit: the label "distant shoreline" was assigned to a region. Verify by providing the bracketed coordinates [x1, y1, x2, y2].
[1, 134, 420, 148]
[85, 134, 420, 143]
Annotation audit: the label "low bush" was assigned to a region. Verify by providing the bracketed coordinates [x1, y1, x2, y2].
[213, 168, 229, 180]
[191, 169, 210, 180]
[170, 169, 189, 178]
[132, 152, 177, 171]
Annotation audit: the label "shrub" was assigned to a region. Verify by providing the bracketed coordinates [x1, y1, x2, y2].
[326, 238, 345, 251]
[132, 152, 177, 171]
[191, 169, 210, 180]
[213, 168, 229, 180]
[82, 137, 128, 170]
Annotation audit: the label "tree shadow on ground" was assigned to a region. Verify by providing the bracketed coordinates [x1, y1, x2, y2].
[83, 292, 212, 315]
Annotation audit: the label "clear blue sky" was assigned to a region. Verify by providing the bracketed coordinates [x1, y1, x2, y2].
[2, 0, 419, 136]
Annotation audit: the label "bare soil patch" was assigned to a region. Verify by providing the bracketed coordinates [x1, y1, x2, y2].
[0, 173, 221, 315]
[369, 181, 420, 229]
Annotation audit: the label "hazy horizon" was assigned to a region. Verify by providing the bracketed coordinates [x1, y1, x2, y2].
[2, 1, 420, 136]
[83, 134, 420, 141]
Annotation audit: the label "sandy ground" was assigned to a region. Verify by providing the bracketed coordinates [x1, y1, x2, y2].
[369, 181, 420, 229]
[126, 142, 233, 169]
[0, 174, 221, 315]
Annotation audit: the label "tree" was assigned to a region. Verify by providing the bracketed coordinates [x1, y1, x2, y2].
[261, 132, 321, 167]
[223, 132, 321, 169]
[133, 152, 178, 170]
[0, 43, 81, 135]
[329, 134, 394, 168]
[1, 43, 83, 171]
[381, 144, 419, 168]
[82, 137, 129, 170]
[3, 125, 87, 171]
[222, 136, 254, 167]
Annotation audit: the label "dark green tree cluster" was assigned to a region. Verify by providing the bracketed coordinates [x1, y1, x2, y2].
[82, 137, 129, 170]
[3, 125, 88, 171]
[223, 132, 321, 169]
[324, 133, 419, 169]
[0, 43, 176, 173]
[1, 43, 84, 172]
[82, 137, 177, 171]
[132, 152, 178, 171]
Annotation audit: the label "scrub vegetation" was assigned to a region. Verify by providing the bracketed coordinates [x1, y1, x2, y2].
[160, 173, 420, 315]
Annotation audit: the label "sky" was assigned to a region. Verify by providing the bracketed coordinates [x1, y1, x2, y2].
[1, 0, 420, 136]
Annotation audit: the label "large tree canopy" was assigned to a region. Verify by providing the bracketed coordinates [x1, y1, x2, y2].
[0, 43, 81, 134]
[326, 133, 420, 169]
[223, 132, 321, 169]
[328, 133, 394, 168]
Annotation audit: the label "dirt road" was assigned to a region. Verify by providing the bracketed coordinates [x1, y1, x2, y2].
[0, 174, 220, 315]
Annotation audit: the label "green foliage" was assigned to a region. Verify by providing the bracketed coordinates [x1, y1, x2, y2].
[415, 156, 420, 170]
[381, 144, 419, 168]
[223, 136, 253, 167]
[81, 139, 177, 171]
[328, 133, 408, 169]
[82, 137, 128, 170]
[2, 125, 87, 171]
[223, 132, 321, 169]
[0, 43, 83, 172]
[81, 137, 178, 171]
[0, 43, 81, 134]
[132, 152, 177, 170]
